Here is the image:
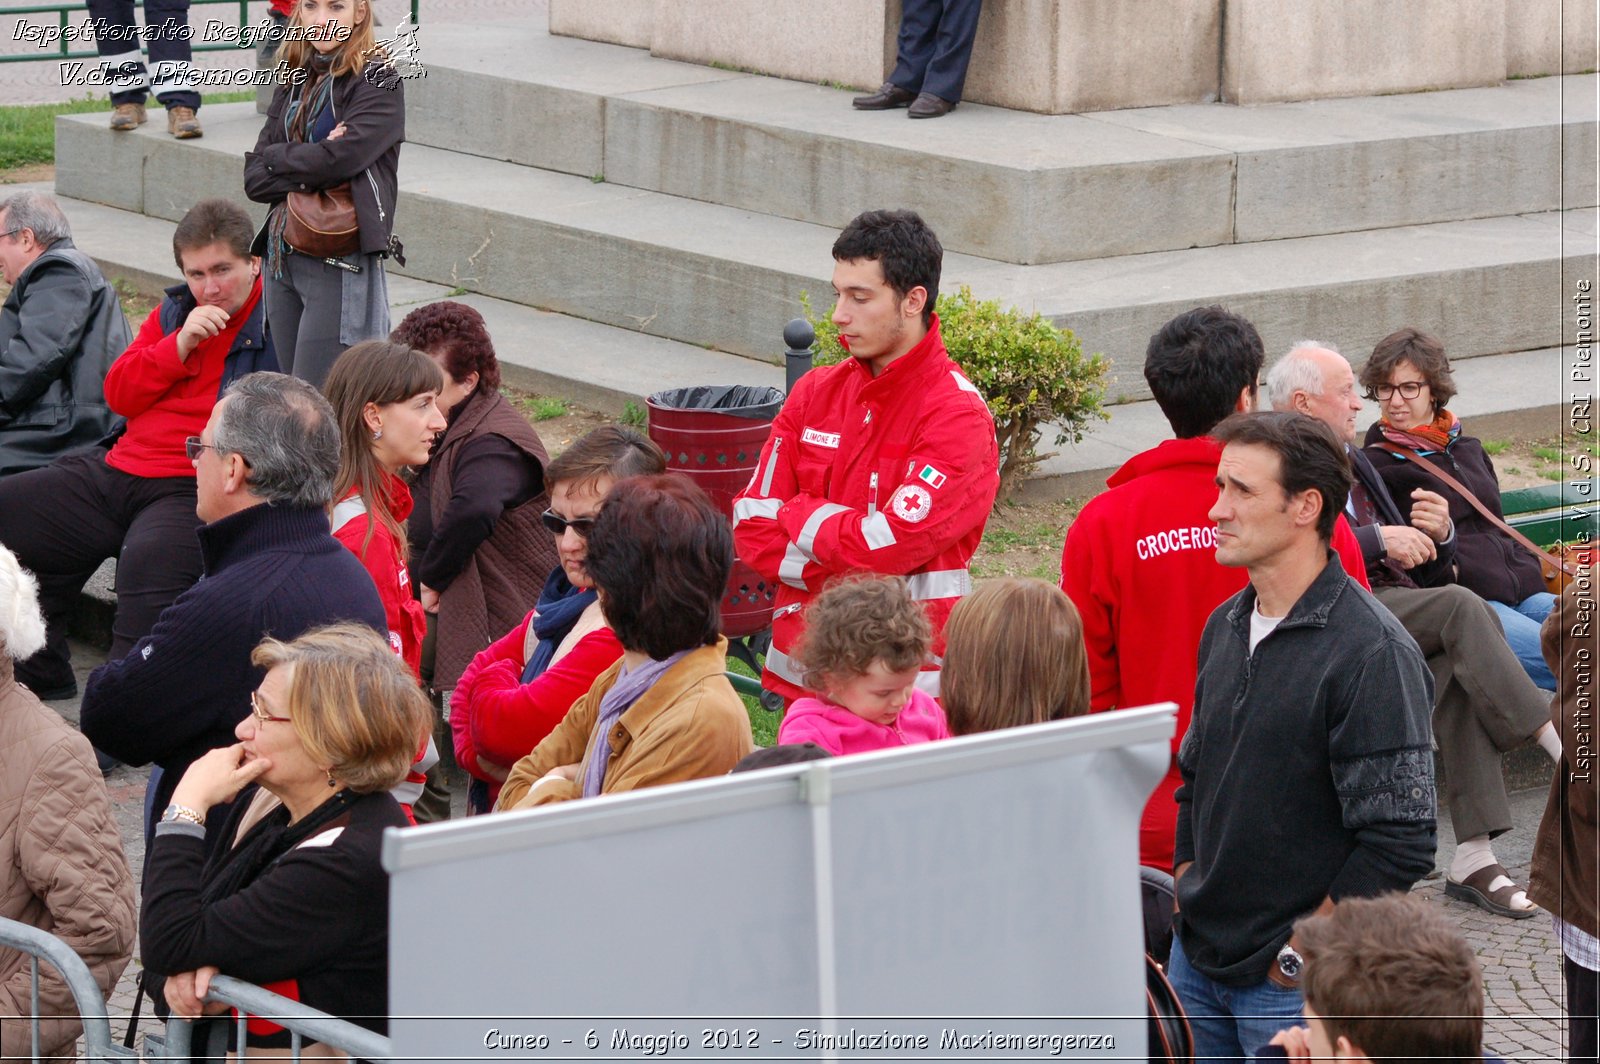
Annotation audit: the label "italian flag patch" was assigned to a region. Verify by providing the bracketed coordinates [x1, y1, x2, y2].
[917, 464, 947, 489]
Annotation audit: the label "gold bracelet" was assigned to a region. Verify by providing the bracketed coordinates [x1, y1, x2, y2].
[162, 803, 206, 827]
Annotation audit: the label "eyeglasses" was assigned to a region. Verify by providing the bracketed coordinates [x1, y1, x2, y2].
[185, 436, 218, 462]
[0, 228, 20, 240]
[250, 690, 291, 724]
[541, 509, 597, 537]
[1369, 381, 1428, 401]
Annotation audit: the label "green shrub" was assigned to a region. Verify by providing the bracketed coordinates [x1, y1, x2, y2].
[801, 286, 1107, 502]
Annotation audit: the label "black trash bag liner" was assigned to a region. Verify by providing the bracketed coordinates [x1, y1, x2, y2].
[647, 385, 785, 421]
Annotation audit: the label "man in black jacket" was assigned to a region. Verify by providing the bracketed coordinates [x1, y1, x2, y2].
[1268, 342, 1560, 921]
[80, 372, 386, 846]
[0, 191, 129, 477]
[1170, 411, 1436, 1064]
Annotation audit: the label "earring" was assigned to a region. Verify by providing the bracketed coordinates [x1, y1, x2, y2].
[327, 769, 336, 787]
[371, 428, 383, 441]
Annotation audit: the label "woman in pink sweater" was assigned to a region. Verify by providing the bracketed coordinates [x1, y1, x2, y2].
[776, 576, 949, 755]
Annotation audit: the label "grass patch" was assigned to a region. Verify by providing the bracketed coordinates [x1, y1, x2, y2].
[523, 395, 568, 421]
[1533, 445, 1563, 463]
[0, 91, 256, 171]
[1541, 468, 1567, 481]
[979, 522, 1060, 551]
[725, 652, 779, 747]
[1482, 439, 1510, 456]
[620, 400, 647, 428]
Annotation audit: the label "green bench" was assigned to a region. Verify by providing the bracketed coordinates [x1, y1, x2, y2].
[1502, 481, 1599, 549]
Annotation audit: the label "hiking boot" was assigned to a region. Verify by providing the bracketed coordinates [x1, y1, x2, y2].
[167, 106, 202, 139]
[109, 102, 146, 131]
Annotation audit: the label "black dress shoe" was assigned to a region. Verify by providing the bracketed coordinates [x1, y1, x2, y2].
[852, 82, 917, 110]
[908, 92, 957, 118]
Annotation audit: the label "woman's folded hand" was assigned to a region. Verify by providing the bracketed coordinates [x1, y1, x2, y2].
[171, 743, 273, 813]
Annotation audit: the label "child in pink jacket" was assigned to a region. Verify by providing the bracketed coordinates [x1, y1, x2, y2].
[776, 576, 950, 756]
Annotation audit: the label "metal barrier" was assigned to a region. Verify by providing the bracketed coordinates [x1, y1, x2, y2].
[146, 973, 392, 1061]
[0, 0, 421, 64]
[0, 915, 137, 1061]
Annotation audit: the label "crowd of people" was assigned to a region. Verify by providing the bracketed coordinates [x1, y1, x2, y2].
[0, 171, 1594, 1060]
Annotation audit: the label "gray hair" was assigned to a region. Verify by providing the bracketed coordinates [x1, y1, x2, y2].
[0, 190, 71, 248]
[214, 372, 341, 508]
[0, 545, 46, 662]
[1265, 340, 1343, 411]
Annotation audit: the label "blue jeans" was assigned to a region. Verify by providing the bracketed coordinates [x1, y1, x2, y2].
[1489, 591, 1557, 691]
[1168, 932, 1303, 1064]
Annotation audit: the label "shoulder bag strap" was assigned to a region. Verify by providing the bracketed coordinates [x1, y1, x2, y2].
[1374, 442, 1579, 579]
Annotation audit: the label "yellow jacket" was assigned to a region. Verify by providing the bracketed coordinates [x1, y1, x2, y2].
[496, 638, 752, 810]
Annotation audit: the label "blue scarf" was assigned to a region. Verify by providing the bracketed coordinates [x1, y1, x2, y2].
[580, 649, 690, 798]
[520, 568, 599, 684]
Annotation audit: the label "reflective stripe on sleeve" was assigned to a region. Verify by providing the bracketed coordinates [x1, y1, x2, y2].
[861, 512, 897, 550]
[764, 645, 806, 687]
[733, 497, 781, 525]
[796, 503, 851, 558]
[906, 568, 972, 601]
[779, 543, 811, 590]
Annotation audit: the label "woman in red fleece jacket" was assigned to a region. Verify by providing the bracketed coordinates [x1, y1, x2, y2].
[323, 339, 445, 818]
[451, 426, 666, 812]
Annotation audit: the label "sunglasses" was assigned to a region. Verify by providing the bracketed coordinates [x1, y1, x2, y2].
[185, 436, 218, 462]
[541, 509, 597, 537]
[250, 690, 291, 724]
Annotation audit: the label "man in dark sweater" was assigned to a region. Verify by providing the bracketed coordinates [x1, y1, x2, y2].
[1268, 342, 1560, 919]
[81, 373, 385, 844]
[1170, 411, 1436, 1064]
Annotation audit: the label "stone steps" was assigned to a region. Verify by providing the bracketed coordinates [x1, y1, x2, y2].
[53, 101, 1594, 399]
[401, 20, 1596, 267]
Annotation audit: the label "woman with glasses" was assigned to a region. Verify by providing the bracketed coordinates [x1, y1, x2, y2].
[496, 474, 752, 810]
[141, 624, 431, 1055]
[1360, 327, 1556, 690]
[451, 426, 665, 812]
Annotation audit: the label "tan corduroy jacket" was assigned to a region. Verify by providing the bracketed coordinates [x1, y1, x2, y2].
[0, 657, 135, 1061]
[497, 639, 752, 810]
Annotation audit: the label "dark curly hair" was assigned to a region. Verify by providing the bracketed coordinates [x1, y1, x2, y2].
[390, 300, 500, 394]
[792, 575, 931, 691]
[1362, 327, 1456, 412]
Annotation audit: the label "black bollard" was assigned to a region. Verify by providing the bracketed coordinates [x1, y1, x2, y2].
[783, 318, 816, 396]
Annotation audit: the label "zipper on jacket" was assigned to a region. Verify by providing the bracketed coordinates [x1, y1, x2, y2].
[867, 471, 879, 517]
[366, 169, 386, 224]
[759, 437, 782, 496]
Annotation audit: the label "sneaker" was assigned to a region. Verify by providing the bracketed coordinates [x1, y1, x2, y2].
[109, 102, 146, 131]
[167, 106, 202, 139]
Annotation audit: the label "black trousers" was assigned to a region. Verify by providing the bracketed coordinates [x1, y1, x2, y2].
[1571, 955, 1599, 1064]
[0, 450, 203, 689]
[87, 0, 200, 110]
[888, 0, 984, 104]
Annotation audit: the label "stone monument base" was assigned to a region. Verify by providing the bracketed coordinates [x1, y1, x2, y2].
[549, 0, 1597, 114]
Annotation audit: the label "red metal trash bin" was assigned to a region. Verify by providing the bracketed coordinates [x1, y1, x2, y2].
[647, 386, 785, 639]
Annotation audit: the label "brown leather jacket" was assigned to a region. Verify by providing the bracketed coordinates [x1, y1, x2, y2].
[431, 391, 557, 690]
[1529, 579, 1598, 932]
[0, 657, 135, 1060]
[497, 639, 753, 810]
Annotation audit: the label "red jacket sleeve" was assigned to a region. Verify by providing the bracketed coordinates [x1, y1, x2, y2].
[1059, 507, 1121, 714]
[1332, 515, 1372, 590]
[731, 381, 808, 582]
[467, 627, 624, 771]
[450, 611, 532, 779]
[102, 304, 200, 418]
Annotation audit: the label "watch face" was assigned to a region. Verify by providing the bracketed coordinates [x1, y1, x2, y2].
[1278, 950, 1303, 978]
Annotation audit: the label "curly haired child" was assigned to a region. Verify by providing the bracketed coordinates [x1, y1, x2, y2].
[776, 575, 949, 755]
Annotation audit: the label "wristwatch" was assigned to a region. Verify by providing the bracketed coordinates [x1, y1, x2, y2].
[160, 803, 205, 827]
[1276, 942, 1304, 982]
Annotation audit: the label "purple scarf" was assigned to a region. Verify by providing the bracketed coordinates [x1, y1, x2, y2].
[581, 649, 691, 798]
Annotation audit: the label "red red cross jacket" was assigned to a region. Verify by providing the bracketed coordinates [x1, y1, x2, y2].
[733, 316, 999, 702]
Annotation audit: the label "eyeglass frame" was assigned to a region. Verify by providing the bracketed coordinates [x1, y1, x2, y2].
[541, 509, 597, 537]
[184, 436, 218, 462]
[1367, 381, 1429, 402]
[250, 689, 292, 725]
